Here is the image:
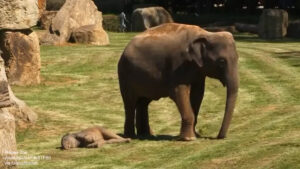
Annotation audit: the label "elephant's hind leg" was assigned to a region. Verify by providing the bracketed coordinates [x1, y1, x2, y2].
[136, 98, 154, 137]
[120, 87, 137, 138]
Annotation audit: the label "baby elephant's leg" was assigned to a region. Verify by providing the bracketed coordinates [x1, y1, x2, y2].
[87, 140, 105, 148]
[105, 138, 131, 144]
[99, 127, 124, 140]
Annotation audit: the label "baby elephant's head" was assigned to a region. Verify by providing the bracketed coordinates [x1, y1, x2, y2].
[61, 133, 80, 150]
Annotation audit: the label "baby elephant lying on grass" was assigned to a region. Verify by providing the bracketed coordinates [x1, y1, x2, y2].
[61, 126, 130, 149]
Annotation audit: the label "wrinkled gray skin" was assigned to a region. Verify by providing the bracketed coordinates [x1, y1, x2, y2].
[118, 23, 239, 141]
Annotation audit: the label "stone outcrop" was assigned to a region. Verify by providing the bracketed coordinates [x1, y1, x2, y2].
[42, 0, 109, 45]
[39, 11, 58, 30]
[258, 9, 288, 39]
[0, 30, 41, 85]
[0, 0, 39, 30]
[287, 20, 300, 39]
[0, 52, 37, 128]
[0, 51, 37, 168]
[71, 25, 109, 45]
[131, 7, 173, 32]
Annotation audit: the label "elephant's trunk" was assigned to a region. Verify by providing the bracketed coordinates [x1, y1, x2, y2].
[217, 65, 239, 139]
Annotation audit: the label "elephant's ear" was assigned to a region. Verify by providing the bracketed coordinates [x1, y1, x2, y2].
[187, 37, 207, 68]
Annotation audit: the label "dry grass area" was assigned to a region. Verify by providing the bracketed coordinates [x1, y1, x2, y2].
[12, 32, 300, 169]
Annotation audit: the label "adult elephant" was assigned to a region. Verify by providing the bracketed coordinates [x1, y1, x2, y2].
[118, 23, 239, 141]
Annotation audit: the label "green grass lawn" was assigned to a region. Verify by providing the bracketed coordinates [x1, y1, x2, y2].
[13, 32, 300, 169]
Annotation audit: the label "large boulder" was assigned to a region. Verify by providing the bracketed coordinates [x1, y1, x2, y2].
[0, 0, 39, 30]
[43, 0, 109, 45]
[0, 52, 37, 128]
[39, 11, 58, 30]
[0, 30, 41, 85]
[131, 7, 174, 32]
[0, 51, 38, 168]
[0, 108, 17, 169]
[258, 9, 288, 39]
[71, 25, 109, 45]
[287, 20, 300, 39]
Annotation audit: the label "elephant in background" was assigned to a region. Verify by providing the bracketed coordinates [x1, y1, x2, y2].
[118, 23, 239, 141]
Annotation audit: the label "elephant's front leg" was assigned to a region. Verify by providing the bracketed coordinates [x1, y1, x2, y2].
[171, 85, 196, 141]
[190, 77, 205, 137]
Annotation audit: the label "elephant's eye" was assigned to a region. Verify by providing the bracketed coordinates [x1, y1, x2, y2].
[217, 59, 226, 68]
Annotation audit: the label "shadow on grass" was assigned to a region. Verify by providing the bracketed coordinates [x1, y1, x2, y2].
[117, 134, 178, 141]
[274, 51, 300, 67]
[278, 143, 300, 147]
[118, 134, 220, 141]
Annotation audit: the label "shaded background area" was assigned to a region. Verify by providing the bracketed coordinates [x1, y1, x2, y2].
[93, 0, 300, 32]
[95, 0, 300, 15]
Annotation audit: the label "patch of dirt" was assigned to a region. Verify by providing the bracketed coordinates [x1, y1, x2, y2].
[40, 76, 79, 86]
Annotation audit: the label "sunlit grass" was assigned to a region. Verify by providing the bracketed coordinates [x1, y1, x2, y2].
[13, 32, 300, 169]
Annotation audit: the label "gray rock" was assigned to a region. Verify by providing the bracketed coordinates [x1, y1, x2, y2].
[0, 0, 39, 30]
[131, 7, 173, 32]
[258, 9, 288, 39]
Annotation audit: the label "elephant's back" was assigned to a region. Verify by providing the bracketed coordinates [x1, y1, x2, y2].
[136, 23, 205, 37]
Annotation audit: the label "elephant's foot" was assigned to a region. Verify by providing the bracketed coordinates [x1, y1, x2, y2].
[178, 136, 196, 141]
[179, 127, 196, 141]
[124, 133, 136, 139]
[216, 132, 226, 139]
[124, 129, 136, 138]
[137, 128, 154, 138]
